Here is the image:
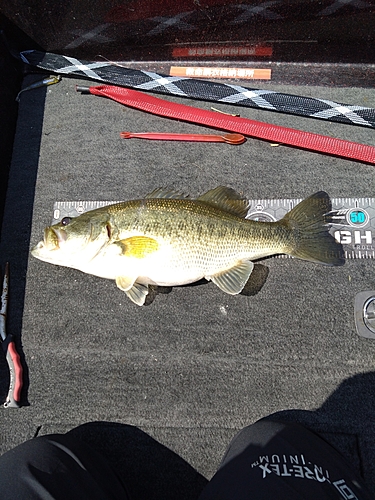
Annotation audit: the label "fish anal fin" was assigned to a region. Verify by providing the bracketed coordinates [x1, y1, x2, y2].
[117, 236, 159, 258]
[208, 261, 254, 295]
[197, 186, 249, 218]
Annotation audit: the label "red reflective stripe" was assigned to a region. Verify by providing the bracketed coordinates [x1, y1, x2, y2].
[89, 85, 375, 165]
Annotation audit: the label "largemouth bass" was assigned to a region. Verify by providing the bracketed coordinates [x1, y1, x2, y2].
[31, 187, 344, 305]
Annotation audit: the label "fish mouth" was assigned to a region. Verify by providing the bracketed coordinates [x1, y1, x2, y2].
[31, 227, 68, 261]
[42, 227, 67, 250]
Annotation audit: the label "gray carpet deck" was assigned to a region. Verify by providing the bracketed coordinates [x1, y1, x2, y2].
[1, 74, 375, 497]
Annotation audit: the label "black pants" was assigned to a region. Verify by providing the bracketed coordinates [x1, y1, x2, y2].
[0, 420, 371, 500]
[198, 420, 372, 500]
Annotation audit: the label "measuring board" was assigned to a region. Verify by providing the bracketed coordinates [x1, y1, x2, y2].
[52, 197, 375, 260]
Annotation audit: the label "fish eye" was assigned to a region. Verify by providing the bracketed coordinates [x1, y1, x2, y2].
[61, 217, 72, 226]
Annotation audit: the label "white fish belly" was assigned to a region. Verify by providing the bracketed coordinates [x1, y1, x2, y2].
[138, 239, 260, 286]
[78, 223, 284, 286]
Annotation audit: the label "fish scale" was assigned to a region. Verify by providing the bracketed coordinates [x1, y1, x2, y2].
[51, 196, 375, 260]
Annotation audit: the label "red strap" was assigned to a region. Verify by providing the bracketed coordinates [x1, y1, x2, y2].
[89, 85, 375, 165]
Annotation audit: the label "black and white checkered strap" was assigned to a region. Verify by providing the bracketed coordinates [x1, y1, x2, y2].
[20, 50, 375, 129]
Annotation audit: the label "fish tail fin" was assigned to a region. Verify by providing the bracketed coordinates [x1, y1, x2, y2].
[282, 191, 344, 266]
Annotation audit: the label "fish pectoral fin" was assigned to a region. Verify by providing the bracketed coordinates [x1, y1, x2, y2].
[208, 261, 254, 295]
[116, 276, 149, 306]
[117, 236, 159, 258]
[125, 282, 149, 306]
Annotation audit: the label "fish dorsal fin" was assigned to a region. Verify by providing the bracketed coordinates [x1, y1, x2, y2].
[207, 261, 254, 295]
[145, 187, 190, 200]
[197, 186, 250, 218]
